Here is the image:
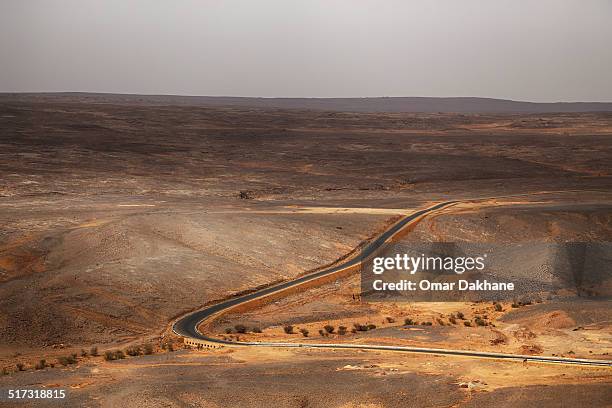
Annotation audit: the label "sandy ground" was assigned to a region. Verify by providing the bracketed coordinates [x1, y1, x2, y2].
[1, 97, 611, 406]
[211, 200, 611, 358]
[1, 346, 611, 407]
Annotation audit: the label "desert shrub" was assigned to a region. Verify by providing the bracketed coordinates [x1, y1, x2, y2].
[318, 329, 326, 336]
[126, 346, 141, 356]
[90, 347, 99, 357]
[456, 312, 465, 320]
[404, 318, 414, 326]
[104, 350, 126, 360]
[16, 363, 24, 371]
[353, 323, 368, 332]
[511, 303, 519, 308]
[300, 328, 309, 337]
[143, 343, 154, 355]
[283, 325, 294, 334]
[1, 367, 8, 375]
[238, 191, 253, 199]
[474, 317, 486, 326]
[252, 327, 262, 333]
[324, 325, 335, 334]
[80, 349, 88, 357]
[65, 355, 75, 364]
[385, 317, 395, 323]
[494, 303, 503, 312]
[421, 321, 432, 326]
[35, 359, 46, 370]
[234, 324, 247, 334]
[224, 328, 233, 334]
[436, 318, 445, 326]
[464, 321, 472, 327]
[350, 328, 357, 333]
[449, 316, 457, 325]
[338, 326, 347, 335]
[165, 342, 174, 352]
[367, 324, 377, 330]
[58, 354, 78, 366]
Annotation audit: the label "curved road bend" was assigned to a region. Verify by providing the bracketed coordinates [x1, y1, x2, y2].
[173, 201, 612, 368]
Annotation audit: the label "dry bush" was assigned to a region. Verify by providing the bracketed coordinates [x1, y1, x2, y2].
[353, 323, 367, 332]
[143, 343, 154, 355]
[126, 346, 141, 356]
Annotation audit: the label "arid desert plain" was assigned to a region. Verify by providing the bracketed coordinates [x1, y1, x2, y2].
[1, 94, 611, 407]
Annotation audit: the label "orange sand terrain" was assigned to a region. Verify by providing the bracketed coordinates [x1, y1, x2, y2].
[1, 96, 611, 406]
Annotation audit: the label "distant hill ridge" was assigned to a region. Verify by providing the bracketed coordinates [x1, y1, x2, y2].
[3, 93, 612, 113]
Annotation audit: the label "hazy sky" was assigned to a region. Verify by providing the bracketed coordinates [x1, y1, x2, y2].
[1, 0, 611, 101]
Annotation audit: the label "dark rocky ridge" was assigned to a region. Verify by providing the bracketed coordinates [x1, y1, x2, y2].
[3, 92, 612, 113]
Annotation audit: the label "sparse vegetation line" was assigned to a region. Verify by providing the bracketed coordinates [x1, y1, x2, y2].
[172, 199, 612, 368]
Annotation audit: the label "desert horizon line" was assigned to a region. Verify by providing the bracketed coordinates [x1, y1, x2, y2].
[3, 91, 612, 105]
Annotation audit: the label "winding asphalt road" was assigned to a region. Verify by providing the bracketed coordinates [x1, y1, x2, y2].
[173, 201, 612, 368]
